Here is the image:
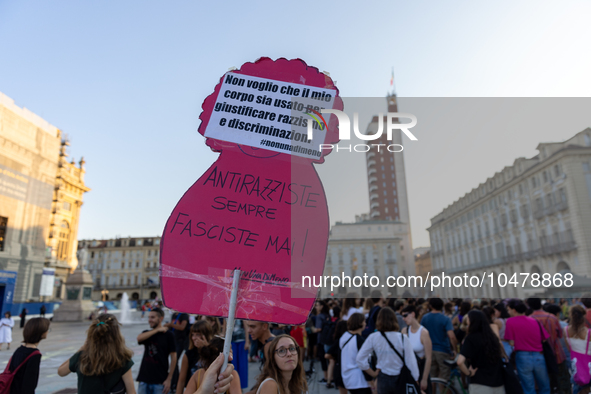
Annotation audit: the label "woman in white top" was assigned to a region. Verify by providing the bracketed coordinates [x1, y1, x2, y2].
[564, 305, 589, 353]
[401, 305, 432, 393]
[0, 311, 15, 350]
[356, 307, 420, 394]
[340, 313, 371, 394]
[253, 334, 308, 394]
[342, 296, 363, 321]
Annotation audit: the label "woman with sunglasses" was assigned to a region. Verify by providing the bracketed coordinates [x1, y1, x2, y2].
[252, 334, 308, 394]
[401, 305, 432, 394]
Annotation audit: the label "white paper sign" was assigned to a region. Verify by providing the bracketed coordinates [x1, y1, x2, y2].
[40, 268, 56, 297]
[204, 72, 336, 159]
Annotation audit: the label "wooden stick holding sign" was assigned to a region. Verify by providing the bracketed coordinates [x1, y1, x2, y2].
[222, 269, 241, 373]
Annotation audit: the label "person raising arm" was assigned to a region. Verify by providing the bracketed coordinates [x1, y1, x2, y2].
[136, 308, 178, 394]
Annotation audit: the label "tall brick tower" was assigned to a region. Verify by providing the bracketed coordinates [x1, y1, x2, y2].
[366, 94, 411, 223]
[364, 93, 414, 275]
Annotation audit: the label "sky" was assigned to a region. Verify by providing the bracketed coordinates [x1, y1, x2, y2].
[1, 0, 591, 247]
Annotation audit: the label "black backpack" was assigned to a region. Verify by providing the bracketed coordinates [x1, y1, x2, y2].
[333, 333, 374, 385]
[320, 316, 337, 346]
[332, 334, 356, 386]
[380, 332, 420, 394]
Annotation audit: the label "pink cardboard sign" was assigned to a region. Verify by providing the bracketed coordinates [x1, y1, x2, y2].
[160, 58, 343, 325]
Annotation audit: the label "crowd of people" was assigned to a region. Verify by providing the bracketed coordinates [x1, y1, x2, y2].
[56, 309, 237, 394]
[4, 293, 591, 394]
[290, 292, 591, 394]
[132, 293, 591, 394]
[0, 310, 236, 394]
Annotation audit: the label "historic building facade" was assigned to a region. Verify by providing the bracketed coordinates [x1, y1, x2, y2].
[0, 93, 65, 302]
[428, 128, 591, 298]
[0, 92, 88, 302]
[322, 218, 407, 297]
[45, 139, 90, 298]
[78, 237, 162, 301]
[414, 249, 432, 283]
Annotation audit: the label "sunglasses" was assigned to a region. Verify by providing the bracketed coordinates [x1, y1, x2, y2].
[275, 346, 298, 357]
[402, 313, 410, 318]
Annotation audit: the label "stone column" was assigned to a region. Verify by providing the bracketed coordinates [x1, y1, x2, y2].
[52, 267, 95, 321]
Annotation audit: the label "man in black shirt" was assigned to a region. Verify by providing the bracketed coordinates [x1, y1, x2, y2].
[137, 308, 177, 394]
[165, 311, 189, 391]
[165, 311, 189, 352]
[362, 290, 385, 338]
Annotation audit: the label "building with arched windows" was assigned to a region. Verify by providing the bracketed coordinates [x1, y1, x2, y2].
[428, 128, 591, 299]
[78, 237, 162, 301]
[321, 219, 404, 298]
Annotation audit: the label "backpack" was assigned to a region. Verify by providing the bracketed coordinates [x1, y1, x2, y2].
[380, 332, 420, 394]
[320, 316, 338, 346]
[536, 320, 558, 375]
[0, 350, 40, 393]
[333, 334, 356, 386]
[334, 332, 376, 382]
[362, 306, 381, 339]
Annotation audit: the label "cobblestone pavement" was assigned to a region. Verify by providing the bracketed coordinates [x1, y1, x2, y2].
[0, 311, 335, 394]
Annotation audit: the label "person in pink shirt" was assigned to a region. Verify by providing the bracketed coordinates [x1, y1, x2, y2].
[504, 299, 550, 394]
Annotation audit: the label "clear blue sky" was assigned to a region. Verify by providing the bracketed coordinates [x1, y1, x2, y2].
[1, 1, 590, 247]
